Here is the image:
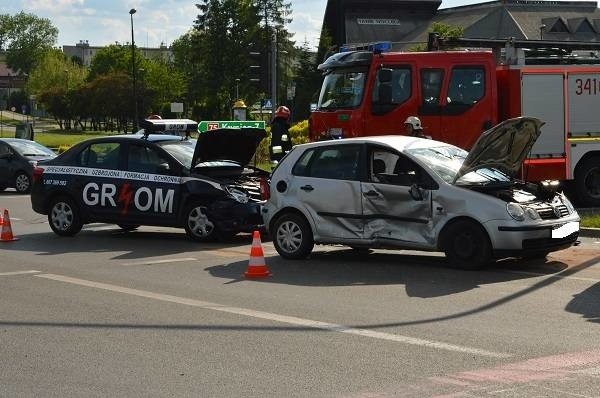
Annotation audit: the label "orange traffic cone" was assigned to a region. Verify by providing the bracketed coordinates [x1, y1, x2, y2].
[244, 230, 271, 278]
[1, 209, 18, 242]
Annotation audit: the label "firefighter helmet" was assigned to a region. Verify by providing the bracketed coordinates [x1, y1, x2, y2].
[404, 116, 422, 130]
[275, 106, 290, 119]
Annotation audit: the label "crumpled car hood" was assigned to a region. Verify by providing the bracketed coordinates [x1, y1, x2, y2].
[454, 117, 544, 182]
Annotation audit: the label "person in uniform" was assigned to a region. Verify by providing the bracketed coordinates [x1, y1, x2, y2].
[269, 106, 293, 163]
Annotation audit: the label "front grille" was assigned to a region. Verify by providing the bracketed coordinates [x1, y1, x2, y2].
[535, 204, 569, 220]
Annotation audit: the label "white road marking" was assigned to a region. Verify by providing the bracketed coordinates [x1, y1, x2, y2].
[34, 273, 511, 358]
[121, 258, 197, 266]
[0, 270, 41, 276]
[505, 270, 600, 283]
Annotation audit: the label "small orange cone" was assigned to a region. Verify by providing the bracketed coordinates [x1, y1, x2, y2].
[0, 209, 18, 242]
[244, 230, 271, 278]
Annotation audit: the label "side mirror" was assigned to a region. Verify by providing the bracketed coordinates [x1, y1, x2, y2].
[409, 183, 424, 201]
[378, 68, 392, 83]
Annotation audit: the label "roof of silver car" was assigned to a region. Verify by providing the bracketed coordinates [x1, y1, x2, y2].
[296, 135, 447, 151]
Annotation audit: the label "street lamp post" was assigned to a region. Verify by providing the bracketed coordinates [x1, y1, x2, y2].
[129, 8, 138, 133]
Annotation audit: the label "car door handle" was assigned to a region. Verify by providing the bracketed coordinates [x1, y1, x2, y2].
[364, 190, 380, 197]
[300, 185, 314, 191]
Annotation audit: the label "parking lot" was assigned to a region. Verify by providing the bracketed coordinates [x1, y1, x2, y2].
[2, 191, 600, 397]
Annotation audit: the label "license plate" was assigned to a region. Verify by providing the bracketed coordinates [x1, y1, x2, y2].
[551, 221, 579, 238]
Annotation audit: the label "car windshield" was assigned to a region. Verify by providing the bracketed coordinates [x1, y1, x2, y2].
[159, 140, 195, 169]
[406, 144, 512, 185]
[318, 68, 367, 109]
[10, 140, 55, 157]
[405, 145, 467, 183]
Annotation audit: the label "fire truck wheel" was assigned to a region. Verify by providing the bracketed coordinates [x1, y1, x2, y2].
[48, 196, 83, 237]
[575, 157, 600, 207]
[441, 219, 492, 270]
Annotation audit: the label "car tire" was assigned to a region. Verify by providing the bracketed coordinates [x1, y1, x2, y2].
[272, 213, 314, 260]
[575, 156, 600, 207]
[441, 219, 492, 270]
[184, 202, 218, 242]
[118, 224, 140, 231]
[14, 171, 31, 194]
[48, 196, 83, 237]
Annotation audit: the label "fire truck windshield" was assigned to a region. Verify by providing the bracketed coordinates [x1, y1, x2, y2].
[318, 68, 367, 110]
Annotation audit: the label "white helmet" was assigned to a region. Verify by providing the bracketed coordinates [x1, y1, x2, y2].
[404, 116, 422, 130]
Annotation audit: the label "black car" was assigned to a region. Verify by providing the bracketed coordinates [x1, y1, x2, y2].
[30, 126, 269, 241]
[0, 138, 57, 193]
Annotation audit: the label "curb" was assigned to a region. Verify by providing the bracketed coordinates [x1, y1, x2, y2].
[579, 227, 600, 238]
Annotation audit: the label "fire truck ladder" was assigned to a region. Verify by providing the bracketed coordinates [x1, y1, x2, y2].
[427, 33, 600, 65]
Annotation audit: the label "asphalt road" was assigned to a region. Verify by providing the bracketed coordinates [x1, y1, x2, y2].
[1, 191, 600, 397]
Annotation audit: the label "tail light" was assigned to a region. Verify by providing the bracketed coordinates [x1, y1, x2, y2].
[259, 176, 270, 200]
[32, 166, 44, 184]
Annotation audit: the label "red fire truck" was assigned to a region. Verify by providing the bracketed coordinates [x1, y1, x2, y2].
[309, 37, 600, 206]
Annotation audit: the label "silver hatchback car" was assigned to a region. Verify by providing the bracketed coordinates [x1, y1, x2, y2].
[262, 117, 580, 269]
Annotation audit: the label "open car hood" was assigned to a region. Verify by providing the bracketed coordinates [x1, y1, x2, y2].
[191, 127, 267, 168]
[454, 117, 544, 182]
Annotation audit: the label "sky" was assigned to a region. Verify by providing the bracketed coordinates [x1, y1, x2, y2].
[0, 0, 588, 50]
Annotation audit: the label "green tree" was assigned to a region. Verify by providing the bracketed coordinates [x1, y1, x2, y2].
[194, 0, 263, 118]
[0, 12, 58, 75]
[88, 43, 185, 121]
[409, 22, 465, 52]
[253, 0, 294, 107]
[88, 44, 136, 80]
[27, 49, 87, 95]
[86, 73, 134, 133]
[292, 40, 320, 120]
[27, 49, 88, 130]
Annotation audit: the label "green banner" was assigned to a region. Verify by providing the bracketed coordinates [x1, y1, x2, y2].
[198, 120, 266, 133]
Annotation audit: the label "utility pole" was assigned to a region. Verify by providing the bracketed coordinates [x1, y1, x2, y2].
[271, 31, 277, 118]
[129, 8, 138, 133]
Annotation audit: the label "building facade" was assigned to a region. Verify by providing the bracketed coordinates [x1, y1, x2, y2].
[62, 40, 174, 67]
[322, 0, 600, 50]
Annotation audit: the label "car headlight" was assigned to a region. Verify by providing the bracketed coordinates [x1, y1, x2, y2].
[226, 186, 249, 203]
[524, 207, 540, 220]
[28, 160, 37, 167]
[506, 202, 525, 221]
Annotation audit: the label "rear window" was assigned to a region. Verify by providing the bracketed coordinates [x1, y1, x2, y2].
[294, 145, 361, 180]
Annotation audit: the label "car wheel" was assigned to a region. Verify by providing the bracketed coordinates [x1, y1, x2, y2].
[575, 157, 600, 207]
[441, 220, 491, 270]
[48, 196, 83, 236]
[184, 203, 217, 242]
[272, 213, 314, 260]
[118, 224, 140, 231]
[14, 171, 31, 194]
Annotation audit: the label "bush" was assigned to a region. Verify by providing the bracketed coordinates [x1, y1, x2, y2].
[289, 120, 309, 145]
[253, 119, 310, 167]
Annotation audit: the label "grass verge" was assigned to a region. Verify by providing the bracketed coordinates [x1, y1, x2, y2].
[35, 130, 118, 149]
[581, 213, 600, 228]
